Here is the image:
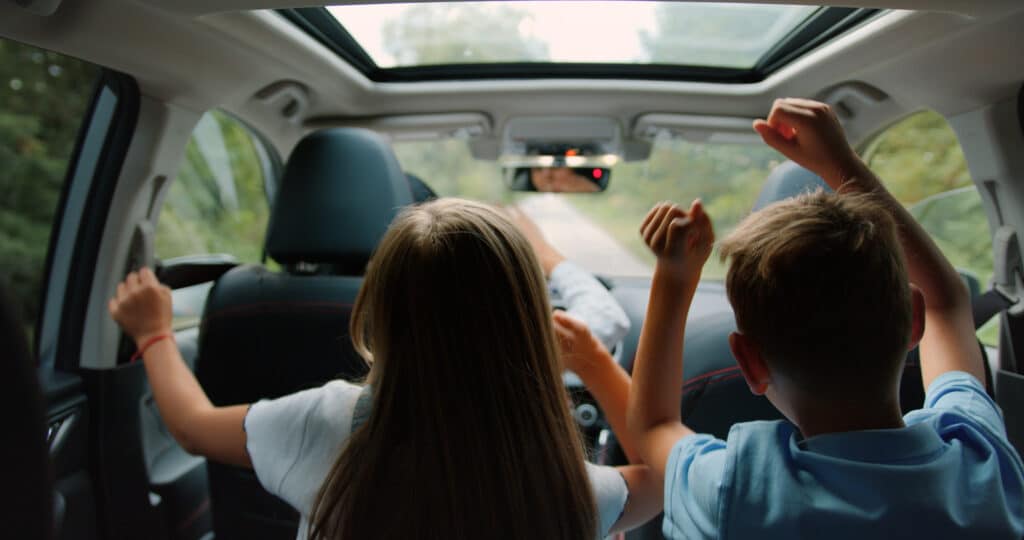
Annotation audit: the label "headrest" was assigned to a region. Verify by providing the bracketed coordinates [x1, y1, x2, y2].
[752, 160, 831, 212]
[265, 128, 414, 272]
[406, 172, 438, 203]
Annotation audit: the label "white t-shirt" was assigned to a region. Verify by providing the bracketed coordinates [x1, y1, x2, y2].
[245, 379, 629, 539]
[548, 261, 630, 351]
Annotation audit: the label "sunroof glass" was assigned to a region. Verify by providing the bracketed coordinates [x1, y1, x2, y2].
[325, 2, 820, 69]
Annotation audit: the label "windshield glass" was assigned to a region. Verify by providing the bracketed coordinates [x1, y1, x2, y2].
[392, 138, 783, 278]
[328, 2, 819, 69]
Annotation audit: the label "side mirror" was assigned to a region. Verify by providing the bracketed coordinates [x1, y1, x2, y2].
[505, 167, 610, 193]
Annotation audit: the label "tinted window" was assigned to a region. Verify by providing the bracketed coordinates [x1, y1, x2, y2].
[863, 110, 994, 344]
[155, 110, 271, 264]
[393, 137, 782, 278]
[155, 110, 273, 328]
[0, 39, 99, 343]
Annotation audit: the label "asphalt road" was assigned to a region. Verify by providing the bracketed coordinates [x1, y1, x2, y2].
[516, 194, 651, 276]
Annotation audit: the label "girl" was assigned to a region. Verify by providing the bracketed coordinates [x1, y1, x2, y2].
[109, 198, 659, 539]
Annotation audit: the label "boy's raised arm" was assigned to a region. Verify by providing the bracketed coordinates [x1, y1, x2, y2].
[753, 98, 984, 389]
[627, 200, 714, 478]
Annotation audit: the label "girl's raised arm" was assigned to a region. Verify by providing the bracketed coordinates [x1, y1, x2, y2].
[109, 268, 251, 467]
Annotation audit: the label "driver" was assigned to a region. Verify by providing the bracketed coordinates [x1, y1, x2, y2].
[506, 206, 630, 351]
[530, 167, 601, 193]
[404, 172, 630, 351]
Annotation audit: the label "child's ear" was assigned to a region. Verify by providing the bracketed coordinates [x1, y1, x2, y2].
[907, 284, 926, 350]
[729, 332, 770, 396]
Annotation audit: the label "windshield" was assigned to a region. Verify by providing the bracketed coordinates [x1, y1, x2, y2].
[327, 2, 820, 69]
[392, 138, 783, 278]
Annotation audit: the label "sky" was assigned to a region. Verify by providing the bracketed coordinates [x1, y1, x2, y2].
[327, 2, 815, 68]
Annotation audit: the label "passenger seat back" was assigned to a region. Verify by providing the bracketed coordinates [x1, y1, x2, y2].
[195, 128, 414, 539]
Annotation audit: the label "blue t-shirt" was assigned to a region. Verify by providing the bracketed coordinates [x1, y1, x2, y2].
[664, 371, 1024, 539]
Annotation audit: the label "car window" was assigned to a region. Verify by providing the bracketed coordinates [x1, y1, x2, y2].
[393, 137, 782, 278]
[0, 39, 100, 347]
[862, 110, 995, 345]
[155, 110, 274, 328]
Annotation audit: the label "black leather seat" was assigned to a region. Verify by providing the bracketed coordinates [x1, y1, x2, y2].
[195, 128, 414, 540]
[0, 279, 53, 540]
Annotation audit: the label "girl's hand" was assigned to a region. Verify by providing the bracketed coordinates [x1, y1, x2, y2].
[753, 98, 868, 190]
[553, 310, 612, 376]
[640, 199, 714, 282]
[108, 267, 173, 347]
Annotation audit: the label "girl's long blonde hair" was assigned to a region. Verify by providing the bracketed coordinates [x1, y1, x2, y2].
[308, 198, 597, 540]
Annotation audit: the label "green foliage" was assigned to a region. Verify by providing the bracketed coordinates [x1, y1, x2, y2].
[865, 111, 974, 203]
[641, 4, 813, 67]
[567, 140, 782, 277]
[381, 3, 548, 65]
[393, 139, 515, 205]
[154, 111, 270, 264]
[0, 40, 98, 332]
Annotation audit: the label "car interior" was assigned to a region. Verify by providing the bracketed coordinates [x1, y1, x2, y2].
[3, 1, 1024, 539]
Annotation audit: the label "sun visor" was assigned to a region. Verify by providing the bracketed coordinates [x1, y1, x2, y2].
[308, 113, 492, 142]
[633, 113, 761, 145]
[500, 116, 625, 164]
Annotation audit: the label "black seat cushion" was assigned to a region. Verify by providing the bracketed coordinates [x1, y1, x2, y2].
[196, 128, 413, 540]
[196, 265, 367, 404]
[196, 266, 368, 539]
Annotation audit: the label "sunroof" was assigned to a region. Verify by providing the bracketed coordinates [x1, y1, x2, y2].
[282, 3, 877, 82]
[326, 2, 820, 69]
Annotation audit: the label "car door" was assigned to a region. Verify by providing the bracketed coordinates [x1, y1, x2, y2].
[1, 37, 139, 539]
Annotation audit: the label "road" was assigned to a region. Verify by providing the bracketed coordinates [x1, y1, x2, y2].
[516, 194, 651, 276]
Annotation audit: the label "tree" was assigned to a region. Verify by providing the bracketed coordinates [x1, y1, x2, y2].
[0, 40, 98, 333]
[640, 3, 809, 67]
[381, 3, 548, 65]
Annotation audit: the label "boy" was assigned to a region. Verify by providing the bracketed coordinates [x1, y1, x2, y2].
[627, 98, 1024, 538]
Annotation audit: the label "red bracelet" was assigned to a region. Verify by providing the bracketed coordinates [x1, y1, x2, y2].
[131, 333, 174, 362]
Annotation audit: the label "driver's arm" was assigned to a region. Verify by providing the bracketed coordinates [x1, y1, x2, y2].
[506, 206, 630, 349]
[550, 261, 630, 349]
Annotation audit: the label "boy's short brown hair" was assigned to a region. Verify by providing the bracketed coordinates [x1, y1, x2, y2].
[719, 190, 911, 399]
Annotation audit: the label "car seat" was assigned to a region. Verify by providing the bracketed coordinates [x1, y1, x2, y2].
[0, 279, 54, 539]
[194, 128, 414, 539]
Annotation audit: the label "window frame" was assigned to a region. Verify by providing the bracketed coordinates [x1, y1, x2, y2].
[277, 5, 879, 84]
[33, 69, 140, 369]
[857, 109, 998, 348]
[154, 108, 281, 267]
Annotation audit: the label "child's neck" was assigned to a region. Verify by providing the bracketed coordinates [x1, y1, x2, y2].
[795, 398, 905, 438]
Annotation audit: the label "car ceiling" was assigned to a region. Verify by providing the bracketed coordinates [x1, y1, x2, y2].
[2, 0, 1023, 154]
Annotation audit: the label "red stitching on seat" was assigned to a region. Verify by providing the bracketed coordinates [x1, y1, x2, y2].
[682, 365, 742, 390]
[204, 301, 354, 322]
[682, 371, 745, 396]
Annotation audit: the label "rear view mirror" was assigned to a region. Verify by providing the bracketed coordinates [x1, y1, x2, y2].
[504, 167, 611, 193]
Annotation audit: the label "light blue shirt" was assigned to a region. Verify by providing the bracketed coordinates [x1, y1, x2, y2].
[664, 371, 1024, 539]
[549, 261, 630, 351]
